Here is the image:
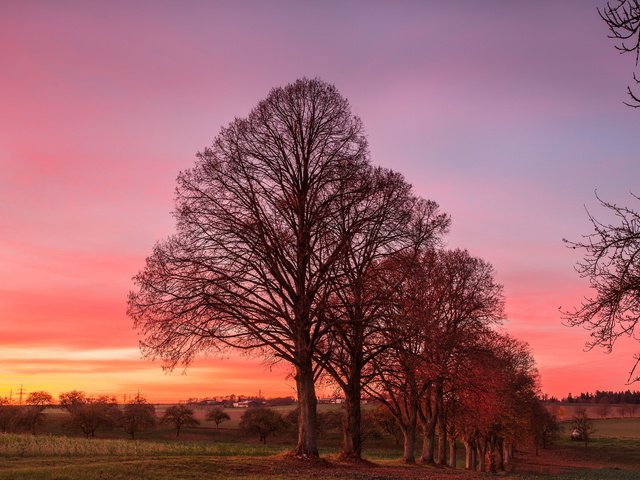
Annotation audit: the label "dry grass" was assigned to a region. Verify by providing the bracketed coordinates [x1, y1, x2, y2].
[0, 433, 284, 457]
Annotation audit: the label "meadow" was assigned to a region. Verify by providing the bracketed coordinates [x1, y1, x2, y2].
[1, 406, 640, 479]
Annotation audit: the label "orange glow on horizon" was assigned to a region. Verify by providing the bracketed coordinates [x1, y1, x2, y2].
[2, 1, 640, 404]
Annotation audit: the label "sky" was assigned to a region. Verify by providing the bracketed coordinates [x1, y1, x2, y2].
[1, 0, 640, 403]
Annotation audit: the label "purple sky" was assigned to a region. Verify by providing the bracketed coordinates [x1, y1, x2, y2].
[1, 1, 639, 401]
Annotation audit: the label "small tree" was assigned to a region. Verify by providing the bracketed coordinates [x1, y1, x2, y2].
[161, 405, 199, 437]
[23, 391, 53, 434]
[206, 407, 230, 429]
[239, 407, 286, 444]
[572, 408, 596, 448]
[59, 392, 121, 438]
[530, 402, 560, 450]
[122, 394, 156, 439]
[59, 390, 88, 411]
[369, 404, 402, 447]
[0, 397, 18, 433]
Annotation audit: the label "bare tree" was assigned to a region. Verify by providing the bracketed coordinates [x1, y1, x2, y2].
[207, 406, 230, 429]
[418, 249, 504, 466]
[572, 407, 596, 447]
[161, 405, 199, 437]
[122, 394, 156, 439]
[22, 391, 53, 435]
[239, 407, 286, 444]
[129, 78, 373, 457]
[564, 193, 640, 382]
[319, 186, 449, 460]
[0, 397, 18, 433]
[59, 391, 121, 438]
[599, 1, 640, 107]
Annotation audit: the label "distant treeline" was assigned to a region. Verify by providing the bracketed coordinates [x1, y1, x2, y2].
[550, 390, 640, 404]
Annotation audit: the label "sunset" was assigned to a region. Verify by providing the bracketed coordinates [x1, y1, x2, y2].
[2, 1, 640, 478]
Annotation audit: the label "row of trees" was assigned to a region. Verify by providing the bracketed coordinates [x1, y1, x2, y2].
[0, 391, 232, 439]
[128, 78, 549, 468]
[562, 390, 640, 404]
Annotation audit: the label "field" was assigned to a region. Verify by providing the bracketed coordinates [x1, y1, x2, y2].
[1, 408, 640, 479]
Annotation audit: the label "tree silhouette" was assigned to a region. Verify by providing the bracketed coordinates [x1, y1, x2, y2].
[122, 394, 155, 439]
[59, 391, 121, 438]
[564, 193, 640, 382]
[239, 407, 286, 444]
[599, 1, 640, 107]
[129, 78, 376, 457]
[206, 407, 230, 429]
[161, 405, 199, 437]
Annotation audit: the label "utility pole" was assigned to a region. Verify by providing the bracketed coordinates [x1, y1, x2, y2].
[18, 385, 25, 405]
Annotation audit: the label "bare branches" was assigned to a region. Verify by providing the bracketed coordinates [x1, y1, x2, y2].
[599, 1, 640, 106]
[563, 192, 640, 382]
[128, 78, 424, 458]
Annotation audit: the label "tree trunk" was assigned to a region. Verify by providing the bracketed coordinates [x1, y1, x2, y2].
[496, 437, 504, 471]
[402, 422, 417, 464]
[419, 384, 438, 464]
[503, 441, 513, 470]
[463, 439, 474, 470]
[436, 413, 447, 464]
[294, 357, 319, 457]
[341, 365, 362, 459]
[400, 390, 419, 464]
[475, 441, 486, 472]
[448, 436, 456, 468]
[488, 436, 497, 474]
[420, 434, 436, 465]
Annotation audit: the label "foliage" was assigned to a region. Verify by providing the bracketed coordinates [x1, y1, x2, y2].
[562, 390, 640, 404]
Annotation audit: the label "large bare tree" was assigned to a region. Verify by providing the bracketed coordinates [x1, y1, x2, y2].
[599, 0, 640, 106]
[319, 182, 450, 460]
[366, 248, 504, 464]
[128, 78, 374, 457]
[564, 192, 640, 382]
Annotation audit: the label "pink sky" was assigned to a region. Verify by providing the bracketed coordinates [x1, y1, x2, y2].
[2, 1, 640, 402]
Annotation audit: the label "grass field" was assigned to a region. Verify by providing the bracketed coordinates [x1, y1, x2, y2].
[1, 410, 640, 479]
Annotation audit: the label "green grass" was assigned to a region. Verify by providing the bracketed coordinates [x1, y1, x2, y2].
[3, 413, 640, 480]
[588, 418, 640, 439]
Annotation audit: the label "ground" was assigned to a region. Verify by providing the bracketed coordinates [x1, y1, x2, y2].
[1, 408, 639, 479]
